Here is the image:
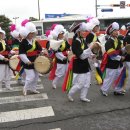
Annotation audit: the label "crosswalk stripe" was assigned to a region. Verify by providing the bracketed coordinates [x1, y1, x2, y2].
[0, 93, 48, 105]
[0, 85, 44, 93]
[11, 77, 41, 82]
[0, 106, 54, 123]
[10, 79, 41, 85]
[49, 128, 61, 130]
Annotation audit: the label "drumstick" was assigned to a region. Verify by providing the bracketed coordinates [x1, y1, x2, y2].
[26, 62, 34, 65]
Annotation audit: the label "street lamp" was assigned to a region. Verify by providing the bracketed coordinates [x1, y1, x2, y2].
[38, 0, 40, 20]
[13, 17, 19, 24]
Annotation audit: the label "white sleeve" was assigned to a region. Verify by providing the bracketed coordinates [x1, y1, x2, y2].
[0, 54, 5, 60]
[111, 55, 122, 61]
[80, 48, 93, 60]
[55, 52, 66, 61]
[19, 54, 30, 64]
[121, 46, 126, 54]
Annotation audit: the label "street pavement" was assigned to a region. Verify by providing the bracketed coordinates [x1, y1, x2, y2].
[0, 70, 130, 130]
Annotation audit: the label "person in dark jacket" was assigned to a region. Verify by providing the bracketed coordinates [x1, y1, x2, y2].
[67, 22, 98, 102]
[0, 27, 13, 90]
[48, 24, 70, 89]
[123, 22, 130, 91]
[19, 20, 43, 96]
[100, 22, 125, 96]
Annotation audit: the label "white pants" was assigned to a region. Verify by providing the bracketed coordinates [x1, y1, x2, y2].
[24, 69, 39, 91]
[52, 63, 67, 86]
[101, 67, 123, 92]
[68, 72, 91, 99]
[0, 64, 11, 89]
[124, 62, 130, 90]
[17, 70, 26, 85]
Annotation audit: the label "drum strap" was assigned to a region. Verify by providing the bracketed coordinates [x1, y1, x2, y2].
[93, 34, 97, 42]
[0, 40, 6, 52]
[81, 39, 85, 50]
[27, 39, 36, 52]
[107, 38, 120, 54]
[59, 41, 66, 51]
[114, 38, 118, 49]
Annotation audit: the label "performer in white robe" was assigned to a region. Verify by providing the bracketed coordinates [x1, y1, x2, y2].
[67, 22, 98, 102]
[0, 28, 12, 90]
[19, 20, 43, 95]
[100, 22, 125, 96]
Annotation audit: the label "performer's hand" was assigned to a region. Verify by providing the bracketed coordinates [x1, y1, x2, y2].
[3, 58, 9, 61]
[15, 51, 19, 55]
[27, 61, 32, 65]
[44, 49, 49, 55]
[41, 49, 48, 56]
[63, 56, 67, 60]
[121, 56, 125, 61]
[91, 54, 96, 59]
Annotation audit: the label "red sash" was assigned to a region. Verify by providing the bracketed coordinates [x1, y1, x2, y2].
[0, 51, 9, 55]
[27, 51, 38, 56]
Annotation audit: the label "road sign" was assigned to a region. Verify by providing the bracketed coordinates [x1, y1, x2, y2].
[101, 9, 113, 12]
[45, 14, 75, 19]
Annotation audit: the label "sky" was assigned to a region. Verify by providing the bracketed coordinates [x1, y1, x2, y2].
[0, 0, 130, 24]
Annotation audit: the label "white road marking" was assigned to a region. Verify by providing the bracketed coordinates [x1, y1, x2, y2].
[0, 106, 54, 123]
[11, 77, 41, 82]
[10, 79, 41, 85]
[49, 128, 61, 130]
[0, 93, 48, 104]
[0, 85, 44, 93]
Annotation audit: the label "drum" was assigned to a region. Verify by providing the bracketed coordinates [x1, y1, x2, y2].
[91, 42, 102, 54]
[125, 44, 130, 54]
[34, 56, 52, 74]
[90, 42, 103, 60]
[67, 51, 75, 61]
[9, 55, 21, 71]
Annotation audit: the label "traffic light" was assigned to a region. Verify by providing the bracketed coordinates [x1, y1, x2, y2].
[127, 4, 130, 7]
[120, 1, 125, 8]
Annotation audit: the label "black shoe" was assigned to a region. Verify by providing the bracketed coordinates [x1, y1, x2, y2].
[114, 91, 125, 96]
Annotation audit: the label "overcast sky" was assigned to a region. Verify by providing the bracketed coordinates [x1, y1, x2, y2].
[0, 0, 130, 24]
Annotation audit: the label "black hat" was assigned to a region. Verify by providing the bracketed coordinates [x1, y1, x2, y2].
[69, 22, 87, 33]
[126, 22, 130, 30]
[106, 22, 119, 35]
[69, 23, 80, 33]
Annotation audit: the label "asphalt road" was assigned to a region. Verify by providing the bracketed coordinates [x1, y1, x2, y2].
[0, 69, 130, 130]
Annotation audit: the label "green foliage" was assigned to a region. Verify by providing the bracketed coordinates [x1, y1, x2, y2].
[0, 15, 12, 40]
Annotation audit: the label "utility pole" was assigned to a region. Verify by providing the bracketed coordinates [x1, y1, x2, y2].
[38, 0, 40, 20]
[13, 17, 19, 24]
[95, 0, 97, 17]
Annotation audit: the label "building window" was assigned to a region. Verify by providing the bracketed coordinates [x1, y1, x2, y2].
[36, 26, 42, 36]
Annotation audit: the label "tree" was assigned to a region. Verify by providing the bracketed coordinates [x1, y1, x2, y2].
[0, 15, 12, 40]
[29, 17, 38, 21]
